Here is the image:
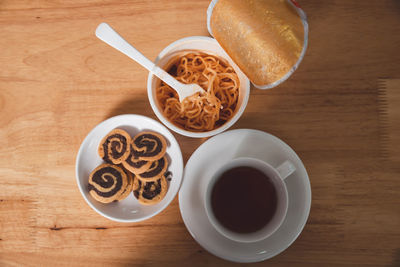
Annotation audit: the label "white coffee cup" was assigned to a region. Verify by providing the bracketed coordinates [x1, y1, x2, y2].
[204, 157, 295, 243]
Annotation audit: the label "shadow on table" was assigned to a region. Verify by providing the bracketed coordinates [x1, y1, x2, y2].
[393, 1, 400, 15]
[105, 93, 156, 120]
[392, 249, 400, 267]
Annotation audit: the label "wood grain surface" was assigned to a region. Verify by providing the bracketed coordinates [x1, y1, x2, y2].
[1, 0, 399, 266]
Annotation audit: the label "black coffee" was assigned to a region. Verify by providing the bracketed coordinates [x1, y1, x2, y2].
[211, 166, 277, 233]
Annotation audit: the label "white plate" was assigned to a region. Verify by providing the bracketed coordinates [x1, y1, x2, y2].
[179, 129, 311, 263]
[76, 114, 183, 222]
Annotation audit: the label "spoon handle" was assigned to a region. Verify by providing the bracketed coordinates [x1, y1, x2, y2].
[95, 23, 183, 90]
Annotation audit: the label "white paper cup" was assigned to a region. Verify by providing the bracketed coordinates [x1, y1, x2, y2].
[147, 36, 250, 138]
[204, 157, 295, 243]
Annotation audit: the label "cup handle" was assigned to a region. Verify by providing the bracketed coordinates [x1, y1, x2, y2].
[276, 160, 296, 180]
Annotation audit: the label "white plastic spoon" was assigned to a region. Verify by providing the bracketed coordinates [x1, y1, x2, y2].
[95, 23, 204, 102]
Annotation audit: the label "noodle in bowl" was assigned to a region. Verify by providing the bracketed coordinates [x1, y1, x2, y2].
[147, 36, 250, 138]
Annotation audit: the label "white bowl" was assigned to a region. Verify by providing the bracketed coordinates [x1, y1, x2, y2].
[75, 114, 184, 222]
[147, 36, 250, 138]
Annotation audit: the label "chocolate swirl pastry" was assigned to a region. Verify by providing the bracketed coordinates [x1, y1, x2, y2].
[137, 156, 168, 182]
[131, 131, 167, 161]
[116, 168, 134, 201]
[122, 145, 153, 174]
[88, 164, 129, 203]
[133, 174, 168, 205]
[98, 129, 131, 164]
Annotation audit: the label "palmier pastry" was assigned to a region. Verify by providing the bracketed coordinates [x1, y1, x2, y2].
[133, 174, 168, 205]
[98, 129, 131, 164]
[116, 168, 134, 201]
[137, 156, 168, 182]
[131, 131, 167, 161]
[88, 164, 129, 203]
[122, 145, 153, 174]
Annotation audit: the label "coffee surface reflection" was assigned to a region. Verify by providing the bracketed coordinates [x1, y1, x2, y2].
[211, 166, 277, 233]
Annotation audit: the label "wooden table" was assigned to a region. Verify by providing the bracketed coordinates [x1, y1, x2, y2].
[1, 0, 399, 266]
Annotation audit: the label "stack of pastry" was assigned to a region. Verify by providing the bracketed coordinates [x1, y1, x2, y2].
[88, 129, 170, 205]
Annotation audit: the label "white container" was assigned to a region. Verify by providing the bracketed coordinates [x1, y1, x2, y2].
[207, 0, 309, 89]
[147, 36, 250, 138]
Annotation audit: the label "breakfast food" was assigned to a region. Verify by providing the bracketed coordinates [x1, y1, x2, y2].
[131, 131, 167, 161]
[209, 0, 305, 86]
[87, 164, 131, 203]
[116, 169, 134, 201]
[137, 156, 168, 182]
[89, 130, 171, 205]
[133, 174, 168, 205]
[98, 129, 131, 164]
[156, 52, 240, 131]
[122, 149, 153, 174]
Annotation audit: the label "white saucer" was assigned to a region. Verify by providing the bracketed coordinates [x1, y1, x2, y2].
[76, 114, 183, 223]
[179, 129, 311, 263]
